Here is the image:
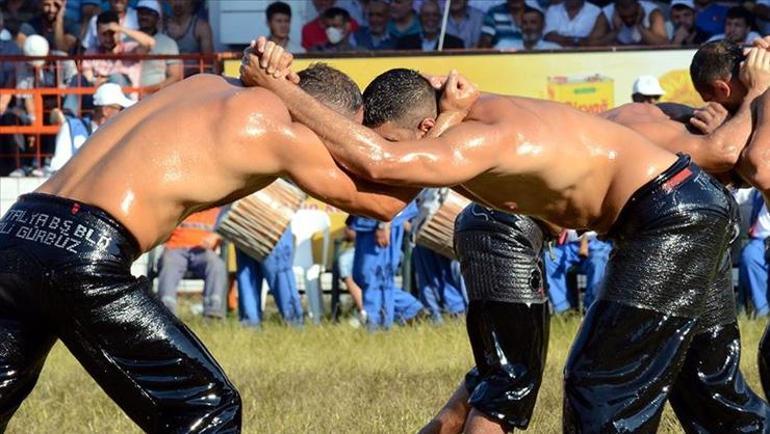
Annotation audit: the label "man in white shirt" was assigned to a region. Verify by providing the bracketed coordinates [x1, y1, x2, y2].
[707, 6, 760, 45]
[49, 83, 134, 171]
[543, 0, 606, 47]
[601, 0, 668, 45]
[136, 0, 183, 92]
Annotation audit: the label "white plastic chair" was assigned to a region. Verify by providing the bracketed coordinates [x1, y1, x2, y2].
[290, 209, 331, 323]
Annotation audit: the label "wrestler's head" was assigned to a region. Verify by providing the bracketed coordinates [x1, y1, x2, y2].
[690, 40, 746, 113]
[362, 68, 438, 140]
[298, 63, 363, 122]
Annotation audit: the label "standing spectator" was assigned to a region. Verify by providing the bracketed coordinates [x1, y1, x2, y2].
[302, 0, 359, 50]
[265, 1, 304, 54]
[497, 5, 561, 50]
[478, 0, 527, 48]
[350, 202, 425, 331]
[388, 0, 421, 39]
[235, 228, 304, 328]
[670, 0, 697, 46]
[49, 82, 134, 171]
[164, 0, 213, 76]
[631, 75, 665, 103]
[543, 0, 607, 47]
[157, 208, 228, 319]
[706, 7, 760, 45]
[445, 0, 485, 48]
[354, 0, 396, 50]
[25, 0, 79, 53]
[396, 0, 464, 51]
[739, 190, 770, 317]
[694, 0, 728, 43]
[544, 231, 612, 313]
[136, 0, 182, 92]
[337, 219, 366, 323]
[600, 0, 668, 46]
[310, 7, 360, 52]
[81, 0, 138, 51]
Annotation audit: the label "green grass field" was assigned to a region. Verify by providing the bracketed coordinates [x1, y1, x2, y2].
[7, 312, 769, 434]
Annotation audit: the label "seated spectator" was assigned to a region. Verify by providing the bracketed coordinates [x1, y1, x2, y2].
[543, 0, 607, 47]
[235, 228, 304, 328]
[694, 0, 728, 43]
[164, 0, 213, 75]
[544, 230, 612, 313]
[396, 0, 464, 51]
[706, 6, 760, 45]
[157, 208, 227, 319]
[302, 0, 359, 51]
[25, 0, 79, 54]
[631, 75, 665, 103]
[446, 0, 485, 48]
[49, 82, 134, 171]
[600, 0, 668, 46]
[310, 7, 360, 52]
[496, 5, 561, 50]
[478, 0, 528, 48]
[137, 0, 182, 92]
[670, 0, 697, 46]
[739, 190, 770, 317]
[388, 0, 421, 40]
[265, 1, 304, 54]
[354, 0, 396, 50]
[81, 0, 138, 51]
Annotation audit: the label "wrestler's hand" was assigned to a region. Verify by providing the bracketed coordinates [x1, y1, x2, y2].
[438, 70, 480, 115]
[740, 47, 770, 94]
[690, 102, 728, 135]
[240, 37, 299, 87]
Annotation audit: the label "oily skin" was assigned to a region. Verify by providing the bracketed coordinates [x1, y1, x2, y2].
[36, 73, 421, 251]
[243, 39, 678, 235]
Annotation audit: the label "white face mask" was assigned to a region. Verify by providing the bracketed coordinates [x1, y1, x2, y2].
[326, 26, 345, 44]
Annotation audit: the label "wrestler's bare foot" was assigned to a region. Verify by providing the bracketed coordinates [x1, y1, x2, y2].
[418, 384, 470, 434]
[464, 409, 507, 434]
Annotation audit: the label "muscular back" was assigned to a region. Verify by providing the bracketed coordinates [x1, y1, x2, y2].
[452, 95, 678, 231]
[38, 75, 297, 249]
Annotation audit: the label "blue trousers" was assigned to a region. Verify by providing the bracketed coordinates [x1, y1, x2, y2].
[739, 237, 769, 316]
[543, 240, 611, 313]
[235, 229, 303, 326]
[412, 245, 467, 322]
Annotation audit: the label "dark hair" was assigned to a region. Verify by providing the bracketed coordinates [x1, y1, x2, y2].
[523, 6, 544, 20]
[615, 0, 639, 8]
[363, 68, 438, 128]
[726, 6, 753, 27]
[671, 4, 694, 12]
[323, 7, 351, 22]
[97, 10, 120, 26]
[690, 40, 744, 90]
[266, 1, 291, 21]
[299, 63, 362, 116]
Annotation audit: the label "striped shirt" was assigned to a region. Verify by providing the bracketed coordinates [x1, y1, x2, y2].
[481, 3, 523, 46]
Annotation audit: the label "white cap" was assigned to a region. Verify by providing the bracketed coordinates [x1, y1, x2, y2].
[671, 0, 695, 9]
[632, 75, 665, 96]
[136, 0, 162, 15]
[23, 35, 49, 67]
[93, 83, 136, 108]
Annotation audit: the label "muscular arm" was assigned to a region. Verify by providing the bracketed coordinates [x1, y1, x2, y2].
[738, 90, 770, 194]
[275, 121, 420, 221]
[261, 77, 499, 187]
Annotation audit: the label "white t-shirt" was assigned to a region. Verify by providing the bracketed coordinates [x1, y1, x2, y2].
[81, 7, 139, 51]
[602, 1, 661, 44]
[544, 2, 602, 40]
[707, 31, 761, 45]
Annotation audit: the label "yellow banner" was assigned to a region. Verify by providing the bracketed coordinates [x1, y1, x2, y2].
[225, 49, 702, 107]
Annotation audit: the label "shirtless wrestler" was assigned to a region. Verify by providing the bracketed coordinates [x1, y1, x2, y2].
[243, 37, 745, 433]
[0, 61, 442, 432]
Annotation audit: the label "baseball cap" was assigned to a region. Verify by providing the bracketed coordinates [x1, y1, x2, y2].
[136, 0, 162, 15]
[671, 0, 695, 9]
[93, 83, 136, 108]
[632, 75, 665, 96]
